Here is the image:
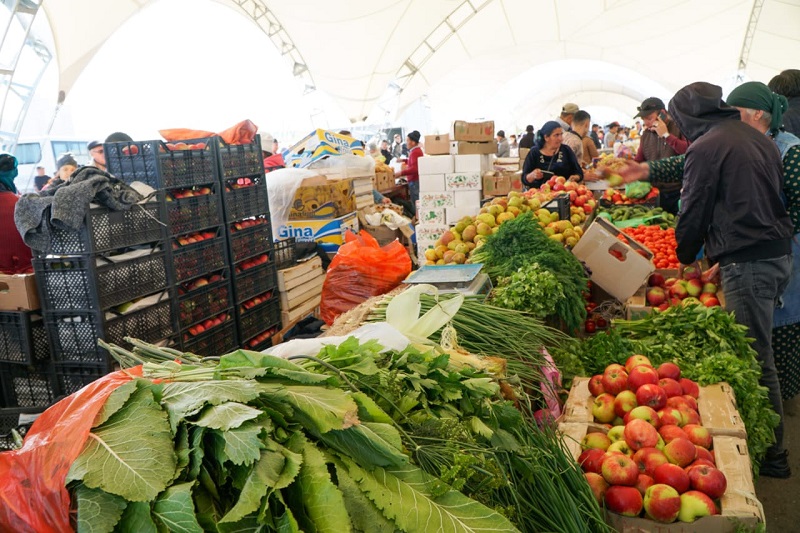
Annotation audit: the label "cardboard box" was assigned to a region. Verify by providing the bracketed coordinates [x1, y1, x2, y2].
[445, 172, 482, 191]
[424, 134, 451, 155]
[419, 191, 455, 209]
[0, 273, 40, 311]
[454, 154, 493, 173]
[277, 212, 358, 253]
[418, 206, 446, 225]
[419, 173, 446, 192]
[415, 223, 449, 244]
[446, 206, 478, 225]
[356, 209, 402, 246]
[450, 141, 496, 155]
[452, 120, 495, 142]
[482, 172, 522, 197]
[418, 155, 454, 175]
[571, 217, 654, 302]
[288, 175, 356, 220]
[454, 190, 482, 208]
[374, 170, 395, 192]
[283, 129, 365, 168]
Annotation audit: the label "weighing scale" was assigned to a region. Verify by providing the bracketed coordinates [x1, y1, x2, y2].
[403, 264, 492, 298]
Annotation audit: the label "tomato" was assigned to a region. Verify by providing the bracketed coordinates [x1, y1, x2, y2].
[585, 320, 597, 333]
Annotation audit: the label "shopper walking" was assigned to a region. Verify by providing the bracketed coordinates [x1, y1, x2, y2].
[521, 121, 583, 190]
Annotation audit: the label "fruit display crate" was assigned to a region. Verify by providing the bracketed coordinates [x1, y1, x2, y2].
[105, 137, 219, 190]
[33, 248, 169, 312]
[228, 216, 272, 264]
[41, 202, 165, 256]
[176, 270, 234, 330]
[162, 185, 224, 236]
[44, 298, 175, 365]
[0, 362, 57, 408]
[168, 230, 228, 284]
[53, 362, 111, 398]
[236, 294, 281, 346]
[0, 311, 50, 365]
[216, 135, 263, 180]
[181, 313, 238, 356]
[0, 407, 44, 450]
[243, 321, 281, 351]
[232, 260, 277, 306]
[273, 237, 298, 270]
[220, 175, 270, 223]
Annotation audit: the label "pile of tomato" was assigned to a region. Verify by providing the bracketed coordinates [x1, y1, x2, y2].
[618, 225, 679, 269]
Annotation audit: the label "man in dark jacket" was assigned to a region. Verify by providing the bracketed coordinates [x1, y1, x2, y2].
[518, 125, 535, 150]
[768, 69, 800, 137]
[670, 82, 794, 478]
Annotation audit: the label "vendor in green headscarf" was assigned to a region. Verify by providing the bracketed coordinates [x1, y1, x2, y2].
[0, 152, 33, 273]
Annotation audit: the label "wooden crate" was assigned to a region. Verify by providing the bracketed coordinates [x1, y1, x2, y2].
[277, 257, 325, 327]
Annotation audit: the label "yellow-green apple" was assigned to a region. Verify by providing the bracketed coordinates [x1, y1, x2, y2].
[602, 453, 639, 486]
[654, 462, 690, 493]
[635, 473, 655, 496]
[659, 425, 689, 444]
[588, 374, 605, 396]
[605, 485, 644, 516]
[677, 407, 701, 426]
[614, 390, 638, 418]
[592, 393, 616, 423]
[628, 365, 660, 391]
[627, 405, 661, 428]
[605, 363, 626, 374]
[582, 432, 612, 451]
[680, 378, 700, 398]
[658, 407, 684, 427]
[578, 448, 607, 474]
[633, 447, 669, 477]
[664, 438, 697, 467]
[659, 378, 684, 398]
[644, 483, 681, 523]
[607, 425, 626, 443]
[657, 362, 681, 381]
[607, 440, 634, 457]
[624, 419, 660, 451]
[688, 465, 727, 500]
[682, 424, 712, 449]
[678, 490, 717, 522]
[584, 472, 609, 506]
[625, 355, 652, 373]
[656, 435, 666, 451]
[636, 384, 668, 410]
[602, 367, 629, 396]
[612, 416, 625, 427]
[686, 278, 703, 297]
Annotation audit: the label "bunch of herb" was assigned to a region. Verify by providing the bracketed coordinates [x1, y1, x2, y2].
[492, 263, 564, 319]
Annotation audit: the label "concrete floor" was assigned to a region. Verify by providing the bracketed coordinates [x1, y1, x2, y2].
[755, 395, 800, 531]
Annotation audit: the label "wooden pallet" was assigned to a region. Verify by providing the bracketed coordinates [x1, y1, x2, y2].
[277, 256, 323, 292]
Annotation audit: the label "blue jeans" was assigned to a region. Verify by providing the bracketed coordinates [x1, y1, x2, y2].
[721, 254, 793, 454]
[408, 180, 419, 215]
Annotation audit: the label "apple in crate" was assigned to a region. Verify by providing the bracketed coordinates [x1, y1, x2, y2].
[625, 354, 652, 373]
[633, 447, 669, 477]
[680, 378, 701, 398]
[664, 438, 697, 467]
[602, 367, 629, 396]
[588, 374, 605, 396]
[646, 287, 667, 306]
[657, 362, 681, 381]
[659, 378, 683, 398]
[678, 490, 717, 522]
[634, 474, 655, 496]
[644, 483, 681, 523]
[581, 432, 612, 451]
[688, 465, 727, 500]
[628, 365, 660, 391]
[614, 390, 638, 418]
[683, 424, 712, 449]
[659, 424, 689, 444]
[624, 419, 660, 451]
[605, 485, 644, 517]
[636, 384, 668, 411]
[584, 472, 609, 506]
[607, 440, 634, 457]
[627, 405, 660, 428]
[592, 393, 616, 423]
[694, 446, 715, 466]
[654, 462, 690, 493]
[578, 448, 607, 474]
[602, 454, 639, 486]
[607, 425, 626, 443]
[658, 407, 684, 427]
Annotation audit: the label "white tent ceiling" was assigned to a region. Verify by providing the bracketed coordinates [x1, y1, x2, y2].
[40, 0, 800, 125]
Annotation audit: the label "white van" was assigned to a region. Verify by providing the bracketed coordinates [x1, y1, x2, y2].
[10, 137, 92, 193]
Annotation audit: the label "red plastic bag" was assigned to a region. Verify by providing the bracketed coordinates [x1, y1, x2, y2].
[319, 230, 412, 325]
[0, 367, 141, 533]
[158, 119, 259, 145]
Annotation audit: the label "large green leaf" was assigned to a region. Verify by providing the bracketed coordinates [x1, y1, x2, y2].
[217, 516, 267, 533]
[346, 460, 520, 533]
[351, 392, 394, 424]
[68, 386, 176, 502]
[260, 384, 359, 434]
[172, 423, 191, 482]
[94, 380, 138, 427]
[219, 350, 310, 376]
[151, 482, 203, 533]
[295, 442, 352, 533]
[320, 423, 407, 467]
[75, 484, 127, 533]
[334, 462, 396, 533]
[160, 381, 262, 430]
[194, 402, 262, 431]
[186, 426, 205, 482]
[193, 484, 222, 532]
[115, 501, 157, 533]
[213, 423, 264, 466]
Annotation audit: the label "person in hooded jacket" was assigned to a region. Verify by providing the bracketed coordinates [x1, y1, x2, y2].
[0, 153, 33, 273]
[669, 82, 794, 478]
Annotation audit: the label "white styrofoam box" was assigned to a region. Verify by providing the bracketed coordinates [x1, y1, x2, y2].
[418, 206, 447, 225]
[417, 239, 438, 259]
[419, 191, 455, 209]
[445, 172, 482, 191]
[415, 224, 449, 244]
[453, 190, 482, 208]
[419, 173, 446, 192]
[446, 206, 479, 225]
[454, 154, 493, 173]
[418, 155, 454, 175]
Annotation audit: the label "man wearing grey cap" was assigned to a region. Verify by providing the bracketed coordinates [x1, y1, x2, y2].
[557, 103, 579, 131]
[87, 140, 106, 172]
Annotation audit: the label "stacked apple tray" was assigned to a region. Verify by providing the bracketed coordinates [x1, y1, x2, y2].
[558, 377, 762, 531]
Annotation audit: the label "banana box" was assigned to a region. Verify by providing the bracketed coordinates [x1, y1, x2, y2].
[283, 129, 365, 169]
[277, 212, 359, 253]
[289, 175, 356, 220]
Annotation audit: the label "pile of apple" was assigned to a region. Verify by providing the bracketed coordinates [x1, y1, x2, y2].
[241, 291, 274, 313]
[646, 267, 721, 311]
[164, 141, 207, 151]
[166, 187, 212, 200]
[235, 253, 269, 273]
[580, 356, 726, 524]
[172, 231, 217, 249]
[232, 217, 267, 232]
[226, 177, 256, 191]
[247, 324, 280, 349]
[177, 273, 224, 296]
[186, 311, 229, 338]
[601, 186, 660, 205]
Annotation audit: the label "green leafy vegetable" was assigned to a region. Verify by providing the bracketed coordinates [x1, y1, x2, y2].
[151, 482, 204, 533]
[75, 485, 126, 533]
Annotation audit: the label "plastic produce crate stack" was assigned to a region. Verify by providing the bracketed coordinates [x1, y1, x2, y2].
[32, 196, 177, 377]
[217, 134, 281, 351]
[0, 311, 57, 412]
[106, 137, 236, 356]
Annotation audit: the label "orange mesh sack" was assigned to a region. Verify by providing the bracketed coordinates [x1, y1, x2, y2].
[319, 230, 412, 325]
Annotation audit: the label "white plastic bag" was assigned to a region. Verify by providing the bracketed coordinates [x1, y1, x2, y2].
[263, 322, 409, 358]
[265, 168, 321, 240]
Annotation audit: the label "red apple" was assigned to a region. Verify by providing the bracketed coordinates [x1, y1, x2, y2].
[685, 279, 703, 297]
[657, 407, 684, 427]
[654, 462, 690, 493]
[581, 432, 612, 451]
[659, 425, 689, 444]
[646, 287, 667, 306]
[682, 266, 701, 280]
[625, 355, 652, 373]
[602, 367, 629, 396]
[682, 395, 698, 411]
[584, 472, 609, 506]
[592, 393, 616, 424]
[666, 396, 691, 411]
[659, 378, 684, 398]
[644, 483, 681, 523]
[680, 378, 700, 398]
[664, 438, 697, 467]
[678, 490, 717, 522]
[579, 448, 607, 474]
[624, 419, 660, 451]
[628, 405, 661, 429]
[635, 473, 655, 496]
[677, 406, 701, 427]
[614, 390, 638, 418]
[686, 459, 716, 472]
[648, 273, 666, 287]
[682, 424, 712, 449]
[605, 485, 644, 517]
[703, 297, 720, 307]
[605, 363, 626, 374]
[670, 281, 689, 299]
[633, 447, 669, 477]
[694, 446, 715, 466]
[657, 362, 681, 381]
[588, 375, 605, 396]
[636, 384, 668, 411]
[663, 277, 678, 288]
[628, 365, 660, 391]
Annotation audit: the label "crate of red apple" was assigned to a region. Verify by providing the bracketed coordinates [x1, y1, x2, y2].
[626, 267, 725, 320]
[559, 356, 760, 530]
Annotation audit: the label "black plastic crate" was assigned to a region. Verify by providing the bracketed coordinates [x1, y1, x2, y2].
[163, 186, 223, 236]
[181, 314, 238, 356]
[0, 407, 44, 450]
[0, 362, 57, 408]
[237, 296, 281, 346]
[53, 363, 111, 397]
[169, 232, 228, 284]
[34, 249, 169, 312]
[44, 298, 175, 364]
[221, 175, 269, 222]
[217, 136, 263, 180]
[105, 137, 219, 190]
[543, 194, 570, 222]
[176, 271, 233, 329]
[228, 217, 272, 263]
[232, 261, 277, 305]
[273, 238, 298, 270]
[43, 202, 165, 256]
[0, 312, 49, 364]
[242, 322, 281, 351]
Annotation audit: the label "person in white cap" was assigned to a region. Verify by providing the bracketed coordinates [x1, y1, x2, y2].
[557, 103, 579, 131]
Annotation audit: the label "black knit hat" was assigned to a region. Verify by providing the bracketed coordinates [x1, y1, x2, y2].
[407, 130, 421, 142]
[105, 132, 133, 143]
[56, 153, 78, 169]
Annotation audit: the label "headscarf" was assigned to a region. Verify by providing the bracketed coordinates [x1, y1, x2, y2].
[726, 81, 788, 134]
[0, 152, 18, 193]
[535, 121, 562, 149]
